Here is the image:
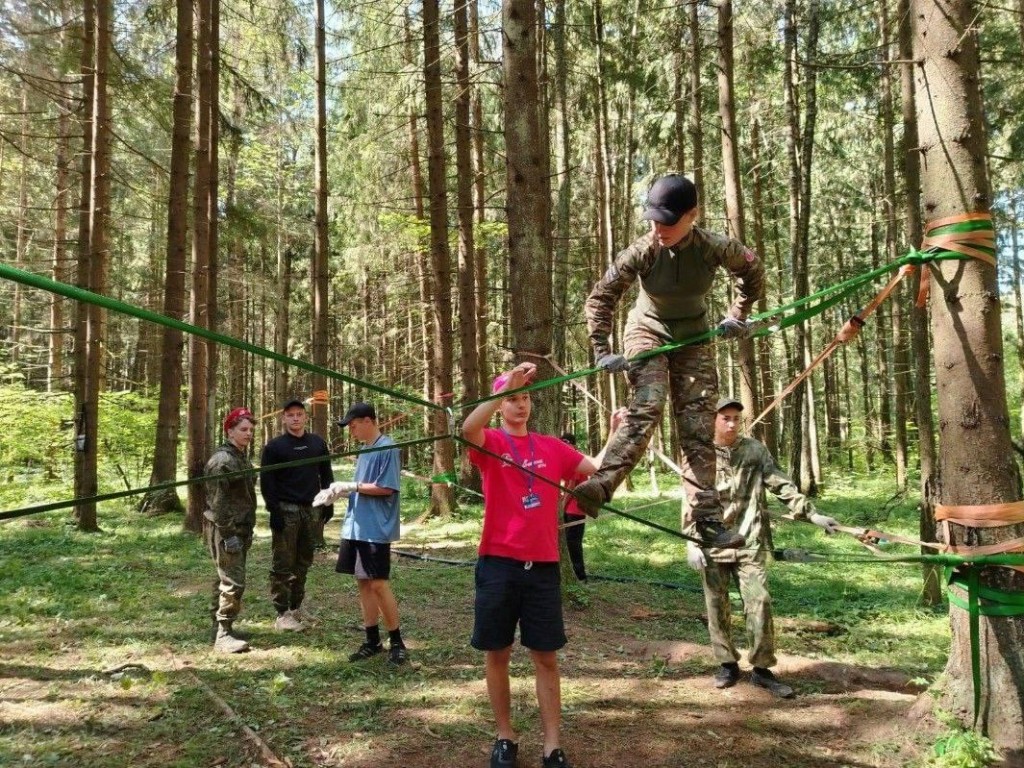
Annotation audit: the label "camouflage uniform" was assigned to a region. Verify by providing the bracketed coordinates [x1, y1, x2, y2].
[585, 227, 764, 523]
[203, 442, 257, 623]
[694, 436, 815, 668]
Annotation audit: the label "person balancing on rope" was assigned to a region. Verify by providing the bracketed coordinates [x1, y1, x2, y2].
[687, 397, 841, 697]
[573, 173, 765, 549]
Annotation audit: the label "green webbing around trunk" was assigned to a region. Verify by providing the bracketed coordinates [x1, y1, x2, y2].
[945, 565, 1024, 729]
[0, 434, 444, 522]
[0, 261, 441, 411]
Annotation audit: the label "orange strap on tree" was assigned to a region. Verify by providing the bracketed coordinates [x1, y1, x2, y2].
[935, 500, 1024, 573]
[916, 212, 997, 306]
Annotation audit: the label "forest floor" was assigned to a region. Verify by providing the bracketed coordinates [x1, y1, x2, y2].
[0, 475, 960, 767]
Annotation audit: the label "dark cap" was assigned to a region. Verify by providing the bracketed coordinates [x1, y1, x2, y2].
[281, 397, 306, 411]
[640, 174, 698, 225]
[716, 397, 744, 413]
[337, 402, 376, 426]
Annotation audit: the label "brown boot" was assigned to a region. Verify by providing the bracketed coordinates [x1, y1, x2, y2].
[570, 477, 608, 518]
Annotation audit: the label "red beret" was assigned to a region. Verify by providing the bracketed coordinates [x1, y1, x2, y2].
[223, 407, 254, 434]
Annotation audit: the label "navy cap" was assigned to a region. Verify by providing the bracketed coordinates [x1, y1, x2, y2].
[640, 175, 698, 225]
[716, 397, 744, 412]
[337, 402, 376, 426]
[281, 397, 306, 411]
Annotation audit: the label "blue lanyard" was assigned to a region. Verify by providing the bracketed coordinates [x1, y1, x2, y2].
[501, 429, 536, 493]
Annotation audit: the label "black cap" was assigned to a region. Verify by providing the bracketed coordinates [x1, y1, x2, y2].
[281, 397, 306, 411]
[716, 397, 744, 412]
[337, 402, 376, 426]
[640, 175, 698, 225]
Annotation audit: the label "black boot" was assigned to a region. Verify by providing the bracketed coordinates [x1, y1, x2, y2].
[695, 518, 745, 549]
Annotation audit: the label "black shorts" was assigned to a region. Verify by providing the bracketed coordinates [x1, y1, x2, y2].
[336, 539, 392, 580]
[471, 556, 565, 652]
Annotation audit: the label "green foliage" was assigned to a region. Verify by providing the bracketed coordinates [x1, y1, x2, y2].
[925, 711, 998, 767]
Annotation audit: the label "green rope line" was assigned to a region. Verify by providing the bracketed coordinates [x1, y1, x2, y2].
[0, 261, 441, 412]
[0, 434, 445, 522]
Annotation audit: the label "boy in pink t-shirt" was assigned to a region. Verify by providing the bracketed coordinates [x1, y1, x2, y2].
[463, 362, 619, 768]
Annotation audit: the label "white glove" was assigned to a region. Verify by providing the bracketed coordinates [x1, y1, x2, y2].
[686, 542, 707, 571]
[809, 512, 839, 535]
[312, 481, 359, 507]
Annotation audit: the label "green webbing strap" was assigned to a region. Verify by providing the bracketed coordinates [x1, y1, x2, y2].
[945, 564, 1024, 728]
[0, 261, 441, 412]
[0, 434, 445, 522]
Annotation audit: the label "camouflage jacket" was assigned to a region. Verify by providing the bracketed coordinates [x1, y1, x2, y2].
[586, 227, 764, 358]
[204, 442, 257, 534]
[700, 436, 815, 563]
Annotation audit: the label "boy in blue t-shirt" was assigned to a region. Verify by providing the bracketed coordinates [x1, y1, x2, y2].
[317, 402, 408, 665]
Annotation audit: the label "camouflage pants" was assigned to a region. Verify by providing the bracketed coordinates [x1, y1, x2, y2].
[204, 520, 252, 622]
[594, 326, 721, 522]
[269, 503, 316, 614]
[701, 550, 776, 668]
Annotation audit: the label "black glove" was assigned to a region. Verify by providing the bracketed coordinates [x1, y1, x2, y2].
[222, 535, 243, 554]
[597, 353, 629, 373]
[717, 316, 751, 340]
[268, 506, 285, 532]
[320, 504, 334, 524]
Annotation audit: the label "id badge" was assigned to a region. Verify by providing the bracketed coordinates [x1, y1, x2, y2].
[522, 492, 541, 510]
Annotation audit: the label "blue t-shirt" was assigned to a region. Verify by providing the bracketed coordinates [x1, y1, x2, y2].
[341, 434, 401, 543]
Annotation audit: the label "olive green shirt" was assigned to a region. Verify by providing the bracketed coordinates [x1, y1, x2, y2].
[696, 436, 815, 563]
[586, 227, 765, 358]
[204, 442, 257, 534]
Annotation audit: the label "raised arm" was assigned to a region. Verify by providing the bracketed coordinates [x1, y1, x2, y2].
[461, 362, 537, 447]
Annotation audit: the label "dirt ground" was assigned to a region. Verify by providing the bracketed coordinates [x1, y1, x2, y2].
[0, 547, 947, 768]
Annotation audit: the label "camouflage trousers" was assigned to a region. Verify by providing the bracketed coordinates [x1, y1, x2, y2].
[269, 503, 316, 614]
[594, 326, 721, 522]
[701, 550, 776, 668]
[204, 520, 253, 622]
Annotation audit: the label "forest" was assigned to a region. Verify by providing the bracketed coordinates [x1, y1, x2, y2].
[1, 0, 1024, 765]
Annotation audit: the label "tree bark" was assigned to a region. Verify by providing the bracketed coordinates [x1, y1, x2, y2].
[311, 0, 330, 439]
[423, 0, 456, 517]
[913, 0, 1024, 749]
[141, 0, 192, 517]
[505, 0, 557, 434]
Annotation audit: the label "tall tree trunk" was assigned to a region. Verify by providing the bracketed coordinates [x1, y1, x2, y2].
[141, 0, 192, 517]
[505, 0, 556, 433]
[879, 0, 908, 490]
[186, 0, 213, 533]
[455, 0, 479, 409]
[913, 0, 1024, 749]
[688, 0, 704, 188]
[311, 0, 330, 438]
[552, 0, 571, 370]
[469, 0, 489, 397]
[75, 0, 110, 533]
[716, 0, 758, 424]
[899, 0, 941, 604]
[1011, 201, 1024, 434]
[423, 0, 456, 517]
[749, 114, 778, 455]
[206, 0, 220, 443]
[49, 80, 71, 392]
[673, 4, 687, 172]
[13, 88, 29, 367]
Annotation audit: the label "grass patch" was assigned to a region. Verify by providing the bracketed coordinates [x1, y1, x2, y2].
[0, 471, 954, 767]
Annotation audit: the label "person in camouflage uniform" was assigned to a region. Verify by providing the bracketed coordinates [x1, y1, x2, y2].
[574, 174, 764, 549]
[204, 407, 258, 653]
[686, 397, 840, 697]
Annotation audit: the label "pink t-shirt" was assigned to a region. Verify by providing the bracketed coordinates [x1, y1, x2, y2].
[469, 427, 584, 562]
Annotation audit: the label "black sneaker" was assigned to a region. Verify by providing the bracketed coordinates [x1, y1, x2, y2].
[713, 662, 740, 689]
[542, 748, 571, 768]
[388, 644, 409, 666]
[348, 642, 383, 662]
[751, 667, 795, 698]
[490, 738, 518, 768]
[695, 518, 745, 549]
